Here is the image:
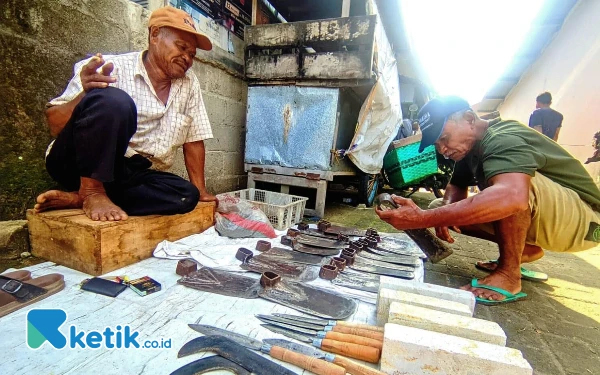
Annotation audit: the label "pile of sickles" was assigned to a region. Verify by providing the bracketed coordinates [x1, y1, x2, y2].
[284, 221, 424, 292]
[172, 313, 387, 375]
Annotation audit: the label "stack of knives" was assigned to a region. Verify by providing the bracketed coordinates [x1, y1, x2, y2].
[182, 315, 387, 375]
[258, 314, 383, 363]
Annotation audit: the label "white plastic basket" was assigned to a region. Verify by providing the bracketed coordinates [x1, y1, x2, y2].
[218, 188, 309, 230]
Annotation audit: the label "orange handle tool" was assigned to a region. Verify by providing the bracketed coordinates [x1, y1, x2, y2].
[317, 338, 381, 364]
[269, 345, 346, 375]
[330, 325, 384, 341]
[320, 331, 383, 350]
[335, 321, 384, 333]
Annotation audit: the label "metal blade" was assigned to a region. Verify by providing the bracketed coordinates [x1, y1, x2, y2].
[255, 314, 324, 331]
[271, 313, 331, 326]
[263, 338, 329, 360]
[187, 324, 262, 350]
[171, 356, 252, 375]
[354, 257, 415, 272]
[256, 317, 320, 336]
[260, 324, 314, 343]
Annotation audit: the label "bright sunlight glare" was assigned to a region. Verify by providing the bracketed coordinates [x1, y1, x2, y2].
[401, 0, 544, 104]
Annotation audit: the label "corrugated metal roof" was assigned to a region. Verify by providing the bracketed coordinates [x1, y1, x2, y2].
[376, 0, 578, 112]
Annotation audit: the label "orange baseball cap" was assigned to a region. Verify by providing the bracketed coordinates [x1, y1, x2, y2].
[148, 6, 212, 51]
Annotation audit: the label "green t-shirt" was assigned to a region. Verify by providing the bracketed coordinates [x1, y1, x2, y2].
[450, 119, 600, 207]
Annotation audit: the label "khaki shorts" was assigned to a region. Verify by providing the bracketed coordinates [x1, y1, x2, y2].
[429, 173, 600, 252]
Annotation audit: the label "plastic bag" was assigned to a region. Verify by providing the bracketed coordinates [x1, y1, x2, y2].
[215, 195, 277, 238]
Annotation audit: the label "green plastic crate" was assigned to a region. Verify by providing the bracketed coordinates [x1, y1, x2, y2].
[383, 140, 438, 188]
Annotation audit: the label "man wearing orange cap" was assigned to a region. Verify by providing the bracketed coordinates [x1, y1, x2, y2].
[35, 6, 217, 221]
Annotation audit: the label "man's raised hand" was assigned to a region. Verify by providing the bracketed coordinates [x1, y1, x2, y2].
[80, 53, 116, 92]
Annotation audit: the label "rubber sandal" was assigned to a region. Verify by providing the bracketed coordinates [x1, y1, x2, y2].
[0, 270, 32, 281]
[475, 259, 548, 282]
[471, 278, 527, 306]
[0, 274, 65, 318]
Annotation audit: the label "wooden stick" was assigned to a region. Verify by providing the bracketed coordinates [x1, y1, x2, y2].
[269, 346, 346, 375]
[319, 339, 381, 364]
[324, 331, 383, 349]
[331, 325, 384, 341]
[335, 321, 384, 333]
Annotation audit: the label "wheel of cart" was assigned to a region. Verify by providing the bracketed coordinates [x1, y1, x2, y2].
[358, 172, 382, 207]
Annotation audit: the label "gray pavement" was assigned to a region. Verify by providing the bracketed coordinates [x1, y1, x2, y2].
[325, 195, 600, 375]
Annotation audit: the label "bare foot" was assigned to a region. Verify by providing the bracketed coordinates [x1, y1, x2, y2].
[461, 270, 522, 301]
[82, 193, 128, 221]
[476, 246, 545, 272]
[34, 190, 82, 213]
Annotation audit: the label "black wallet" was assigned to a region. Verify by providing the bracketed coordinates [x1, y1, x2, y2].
[81, 277, 128, 297]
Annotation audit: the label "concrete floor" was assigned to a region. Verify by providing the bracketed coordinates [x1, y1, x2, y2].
[325, 193, 600, 375]
[2, 193, 598, 374]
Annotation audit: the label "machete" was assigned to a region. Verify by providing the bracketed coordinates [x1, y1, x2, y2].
[178, 335, 292, 375]
[264, 338, 387, 375]
[349, 262, 415, 280]
[353, 256, 416, 272]
[187, 324, 346, 375]
[356, 251, 421, 267]
[170, 355, 251, 375]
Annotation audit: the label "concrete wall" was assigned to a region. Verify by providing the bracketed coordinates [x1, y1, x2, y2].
[498, 0, 600, 182]
[0, 0, 247, 220]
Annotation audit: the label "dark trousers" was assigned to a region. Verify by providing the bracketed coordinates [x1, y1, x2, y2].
[46, 87, 199, 216]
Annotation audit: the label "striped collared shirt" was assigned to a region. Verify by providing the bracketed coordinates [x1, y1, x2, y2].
[48, 51, 213, 171]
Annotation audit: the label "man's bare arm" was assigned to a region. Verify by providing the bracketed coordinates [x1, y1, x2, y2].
[183, 140, 217, 202]
[442, 183, 468, 205]
[434, 183, 468, 242]
[45, 93, 84, 137]
[553, 127, 561, 142]
[377, 173, 531, 230]
[533, 125, 543, 134]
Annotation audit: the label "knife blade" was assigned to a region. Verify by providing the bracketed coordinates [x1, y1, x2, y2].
[259, 319, 383, 350]
[260, 323, 381, 363]
[267, 313, 385, 341]
[256, 314, 323, 332]
[189, 324, 263, 349]
[187, 324, 345, 375]
[261, 324, 314, 343]
[264, 338, 387, 375]
[272, 313, 385, 333]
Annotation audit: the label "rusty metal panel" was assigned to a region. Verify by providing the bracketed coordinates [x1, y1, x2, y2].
[246, 54, 300, 80]
[245, 86, 340, 170]
[245, 16, 376, 48]
[302, 52, 373, 80]
[245, 16, 375, 81]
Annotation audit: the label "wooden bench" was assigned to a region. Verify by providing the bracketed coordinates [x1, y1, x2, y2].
[26, 202, 215, 276]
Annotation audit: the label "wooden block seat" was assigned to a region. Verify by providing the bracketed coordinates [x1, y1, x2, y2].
[26, 202, 215, 276]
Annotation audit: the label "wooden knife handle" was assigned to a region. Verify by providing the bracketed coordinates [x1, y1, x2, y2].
[324, 331, 383, 350]
[331, 325, 385, 341]
[336, 321, 384, 333]
[320, 339, 381, 364]
[269, 346, 346, 375]
[332, 355, 387, 375]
